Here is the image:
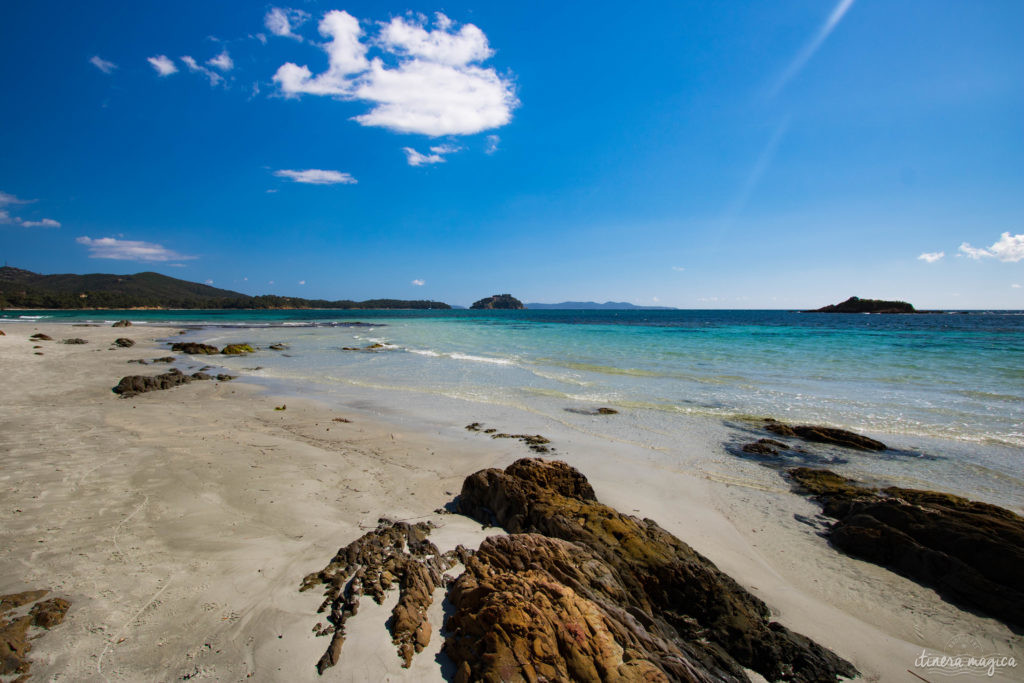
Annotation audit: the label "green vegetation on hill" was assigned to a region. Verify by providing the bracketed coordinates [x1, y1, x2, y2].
[0, 267, 450, 310]
[470, 293, 524, 310]
[806, 296, 916, 314]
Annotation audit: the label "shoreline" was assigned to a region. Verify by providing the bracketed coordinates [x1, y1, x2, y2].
[1, 323, 1020, 680]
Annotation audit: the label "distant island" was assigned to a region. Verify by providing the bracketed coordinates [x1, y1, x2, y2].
[0, 266, 450, 310]
[470, 293, 524, 310]
[805, 296, 916, 314]
[526, 301, 677, 310]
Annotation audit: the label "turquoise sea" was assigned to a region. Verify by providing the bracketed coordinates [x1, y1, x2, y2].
[8, 308, 1023, 507]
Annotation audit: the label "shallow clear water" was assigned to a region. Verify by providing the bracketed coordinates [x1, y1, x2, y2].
[9, 308, 1023, 505]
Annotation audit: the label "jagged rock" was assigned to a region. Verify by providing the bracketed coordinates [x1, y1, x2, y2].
[170, 342, 219, 355]
[763, 419, 886, 451]
[153, 356, 175, 363]
[61, 338, 88, 344]
[112, 319, 132, 327]
[789, 467, 1024, 629]
[805, 296, 915, 314]
[341, 343, 385, 351]
[216, 374, 236, 381]
[268, 343, 288, 351]
[469, 293, 524, 310]
[114, 337, 135, 348]
[112, 368, 212, 396]
[221, 343, 255, 355]
[490, 432, 552, 453]
[0, 590, 70, 677]
[300, 520, 461, 674]
[29, 333, 52, 341]
[454, 458, 858, 682]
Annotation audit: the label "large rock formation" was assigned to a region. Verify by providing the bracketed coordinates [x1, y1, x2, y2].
[469, 293, 524, 310]
[451, 458, 857, 682]
[762, 419, 886, 451]
[789, 467, 1024, 630]
[805, 296, 915, 314]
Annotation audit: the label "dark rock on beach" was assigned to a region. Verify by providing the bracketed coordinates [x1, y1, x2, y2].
[112, 368, 213, 396]
[29, 333, 52, 341]
[1, 590, 71, 677]
[763, 418, 886, 451]
[566, 406, 619, 415]
[789, 467, 1024, 630]
[300, 520, 463, 674]
[452, 458, 858, 682]
[114, 337, 135, 348]
[341, 343, 385, 351]
[469, 293, 525, 310]
[741, 438, 790, 456]
[112, 319, 132, 327]
[805, 296, 915, 314]
[170, 342, 219, 355]
[61, 337, 88, 344]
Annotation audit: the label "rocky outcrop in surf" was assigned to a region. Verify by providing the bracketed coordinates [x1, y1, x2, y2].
[789, 467, 1024, 630]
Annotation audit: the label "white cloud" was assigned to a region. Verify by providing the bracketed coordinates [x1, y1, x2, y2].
[90, 56, 117, 74]
[671, 266, 686, 272]
[207, 50, 234, 72]
[298, 280, 306, 285]
[403, 147, 445, 166]
[273, 11, 517, 137]
[411, 279, 425, 286]
[485, 134, 499, 154]
[205, 279, 214, 285]
[76, 236, 196, 262]
[21, 218, 61, 228]
[1012, 284, 1021, 289]
[274, 168, 357, 185]
[0, 191, 31, 209]
[265, 7, 310, 40]
[959, 233, 1024, 263]
[148, 55, 178, 76]
[917, 251, 944, 263]
[769, 0, 856, 97]
[182, 55, 223, 85]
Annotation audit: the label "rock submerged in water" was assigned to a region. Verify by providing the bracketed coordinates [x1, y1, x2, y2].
[170, 342, 219, 355]
[789, 467, 1024, 630]
[450, 458, 858, 682]
[112, 368, 213, 396]
[763, 418, 886, 451]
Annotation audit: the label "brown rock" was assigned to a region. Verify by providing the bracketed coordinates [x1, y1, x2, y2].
[29, 333, 52, 341]
[112, 368, 212, 396]
[741, 438, 789, 456]
[61, 337, 88, 344]
[112, 319, 132, 327]
[30, 598, 70, 629]
[1, 590, 70, 677]
[455, 458, 858, 682]
[789, 467, 1024, 629]
[764, 419, 886, 451]
[114, 337, 135, 348]
[169, 342, 219, 354]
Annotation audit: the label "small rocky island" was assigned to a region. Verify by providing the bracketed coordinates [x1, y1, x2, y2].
[469, 293, 525, 310]
[805, 296, 916, 314]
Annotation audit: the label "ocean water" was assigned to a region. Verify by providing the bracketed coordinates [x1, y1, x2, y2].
[8, 308, 1023, 506]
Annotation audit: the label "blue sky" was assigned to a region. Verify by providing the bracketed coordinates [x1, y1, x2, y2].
[1, 1, 1022, 308]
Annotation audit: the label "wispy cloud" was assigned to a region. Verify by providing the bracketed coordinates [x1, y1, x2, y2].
[768, 0, 856, 97]
[403, 144, 461, 166]
[485, 135, 500, 154]
[273, 11, 517, 137]
[959, 233, 1024, 262]
[411, 279, 425, 286]
[76, 236, 196, 262]
[917, 251, 944, 263]
[89, 56, 117, 74]
[206, 50, 234, 72]
[671, 266, 686, 272]
[265, 7, 310, 41]
[726, 117, 790, 221]
[274, 168, 357, 185]
[147, 55, 178, 76]
[0, 190, 59, 228]
[182, 55, 223, 85]
[21, 218, 61, 228]
[1012, 284, 1021, 289]
[298, 280, 306, 285]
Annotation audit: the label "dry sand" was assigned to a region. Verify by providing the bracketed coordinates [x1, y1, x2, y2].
[0, 323, 1019, 681]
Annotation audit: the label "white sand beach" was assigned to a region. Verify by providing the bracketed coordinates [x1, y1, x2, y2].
[1, 323, 1019, 681]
